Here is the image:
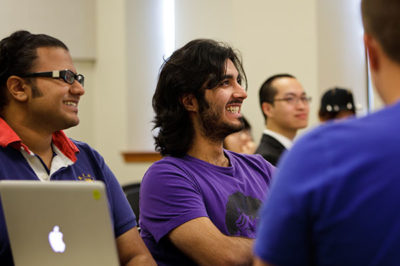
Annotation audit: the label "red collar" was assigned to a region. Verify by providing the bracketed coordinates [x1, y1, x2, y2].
[0, 117, 79, 162]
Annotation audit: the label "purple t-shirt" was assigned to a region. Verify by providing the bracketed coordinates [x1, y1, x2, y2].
[140, 150, 274, 265]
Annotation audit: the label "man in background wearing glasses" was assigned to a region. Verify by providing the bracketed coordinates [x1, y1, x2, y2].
[255, 73, 310, 166]
[0, 30, 155, 265]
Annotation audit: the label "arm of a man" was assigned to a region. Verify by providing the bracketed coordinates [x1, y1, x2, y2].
[169, 217, 254, 266]
[116, 227, 156, 266]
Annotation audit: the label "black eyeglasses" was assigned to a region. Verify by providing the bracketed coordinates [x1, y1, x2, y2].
[22, 70, 84, 86]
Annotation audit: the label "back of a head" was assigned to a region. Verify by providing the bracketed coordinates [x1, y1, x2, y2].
[362, 0, 400, 64]
[258, 73, 295, 121]
[0, 30, 68, 114]
[152, 39, 247, 157]
[319, 87, 356, 121]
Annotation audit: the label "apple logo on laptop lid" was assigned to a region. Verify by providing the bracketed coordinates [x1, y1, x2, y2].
[48, 226, 66, 253]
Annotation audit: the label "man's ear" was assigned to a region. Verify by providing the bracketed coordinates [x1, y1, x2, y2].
[364, 34, 380, 72]
[181, 94, 198, 112]
[6, 76, 29, 102]
[261, 102, 274, 118]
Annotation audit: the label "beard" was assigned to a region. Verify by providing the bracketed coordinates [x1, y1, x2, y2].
[198, 99, 244, 142]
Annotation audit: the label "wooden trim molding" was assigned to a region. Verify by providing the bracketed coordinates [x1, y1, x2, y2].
[122, 151, 162, 163]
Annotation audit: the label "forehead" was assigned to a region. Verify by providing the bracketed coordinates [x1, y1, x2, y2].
[32, 47, 75, 72]
[272, 77, 305, 96]
[224, 59, 239, 76]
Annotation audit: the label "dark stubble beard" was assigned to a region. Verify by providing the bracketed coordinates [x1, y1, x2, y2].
[198, 100, 244, 143]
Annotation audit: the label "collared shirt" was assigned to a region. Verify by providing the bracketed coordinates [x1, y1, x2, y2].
[0, 117, 137, 265]
[0, 117, 78, 181]
[263, 129, 293, 150]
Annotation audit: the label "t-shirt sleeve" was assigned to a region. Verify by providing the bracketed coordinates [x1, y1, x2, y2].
[254, 133, 328, 265]
[140, 160, 208, 242]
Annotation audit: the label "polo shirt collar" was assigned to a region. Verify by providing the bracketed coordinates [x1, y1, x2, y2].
[0, 117, 79, 162]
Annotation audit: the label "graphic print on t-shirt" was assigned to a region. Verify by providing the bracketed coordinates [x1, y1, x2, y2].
[225, 191, 262, 237]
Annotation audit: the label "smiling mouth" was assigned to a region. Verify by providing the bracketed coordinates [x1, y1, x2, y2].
[64, 101, 77, 107]
[226, 106, 240, 114]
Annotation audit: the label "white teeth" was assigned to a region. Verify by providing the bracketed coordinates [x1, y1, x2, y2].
[64, 101, 77, 107]
[226, 106, 239, 114]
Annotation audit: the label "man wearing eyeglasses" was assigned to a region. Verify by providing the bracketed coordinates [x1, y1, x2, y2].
[255, 73, 310, 166]
[0, 30, 155, 265]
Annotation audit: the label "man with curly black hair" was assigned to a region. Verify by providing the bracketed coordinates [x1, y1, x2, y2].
[140, 39, 274, 265]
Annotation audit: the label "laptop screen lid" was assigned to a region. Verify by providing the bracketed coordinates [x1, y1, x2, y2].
[0, 180, 119, 266]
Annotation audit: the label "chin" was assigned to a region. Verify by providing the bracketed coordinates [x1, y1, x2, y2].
[62, 119, 80, 130]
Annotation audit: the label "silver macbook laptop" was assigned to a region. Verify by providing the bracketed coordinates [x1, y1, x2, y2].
[0, 180, 119, 266]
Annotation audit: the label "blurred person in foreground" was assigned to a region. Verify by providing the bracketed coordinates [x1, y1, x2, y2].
[254, 0, 400, 265]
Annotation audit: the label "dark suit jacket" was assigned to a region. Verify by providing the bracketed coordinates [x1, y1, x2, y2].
[255, 134, 286, 166]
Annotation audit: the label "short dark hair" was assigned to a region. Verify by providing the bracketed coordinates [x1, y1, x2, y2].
[152, 39, 247, 157]
[362, 0, 400, 64]
[258, 73, 295, 120]
[0, 30, 68, 113]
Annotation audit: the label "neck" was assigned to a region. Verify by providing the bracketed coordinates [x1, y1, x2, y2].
[3, 110, 54, 168]
[375, 59, 400, 105]
[187, 134, 229, 167]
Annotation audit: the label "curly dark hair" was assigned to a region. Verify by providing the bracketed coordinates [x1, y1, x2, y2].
[0, 30, 68, 114]
[152, 39, 247, 157]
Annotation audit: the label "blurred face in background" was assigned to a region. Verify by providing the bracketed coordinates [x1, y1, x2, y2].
[224, 128, 256, 154]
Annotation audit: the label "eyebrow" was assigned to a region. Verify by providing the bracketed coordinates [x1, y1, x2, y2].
[222, 74, 235, 79]
[283, 92, 306, 97]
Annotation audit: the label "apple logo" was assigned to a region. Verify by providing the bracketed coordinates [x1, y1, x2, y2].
[48, 225, 66, 253]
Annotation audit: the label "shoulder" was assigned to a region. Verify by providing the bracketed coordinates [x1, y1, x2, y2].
[277, 110, 392, 182]
[70, 139, 94, 151]
[256, 135, 285, 154]
[144, 156, 188, 176]
[228, 150, 270, 165]
[226, 150, 275, 178]
[70, 139, 105, 161]
[141, 156, 197, 188]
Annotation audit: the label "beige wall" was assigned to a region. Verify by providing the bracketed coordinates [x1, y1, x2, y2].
[1, 0, 372, 185]
[317, 0, 367, 117]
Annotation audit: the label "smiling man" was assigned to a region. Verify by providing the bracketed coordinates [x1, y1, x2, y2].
[0, 30, 155, 265]
[140, 39, 274, 265]
[255, 74, 310, 166]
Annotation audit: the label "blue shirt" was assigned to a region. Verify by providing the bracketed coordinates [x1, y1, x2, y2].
[254, 101, 400, 266]
[0, 118, 136, 265]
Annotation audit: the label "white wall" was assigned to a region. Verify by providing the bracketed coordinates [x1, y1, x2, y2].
[0, 0, 96, 60]
[317, 0, 367, 118]
[231, 0, 319, 141]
